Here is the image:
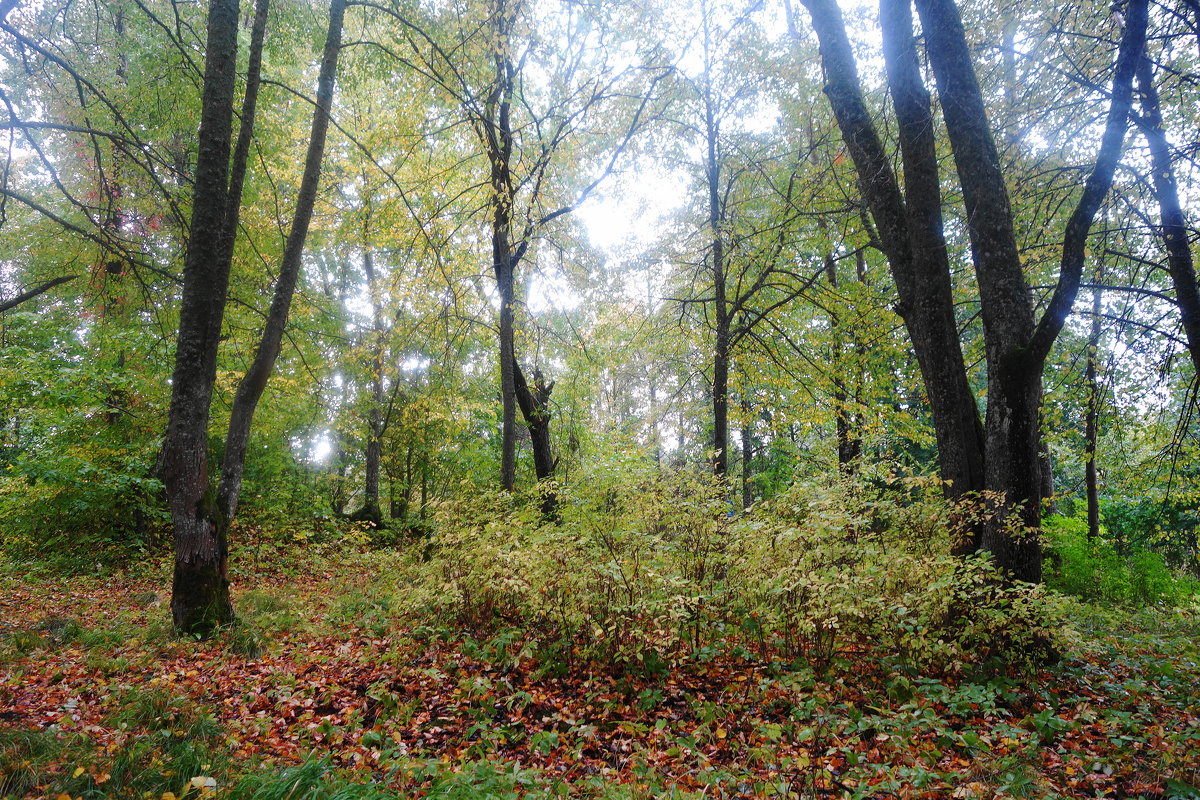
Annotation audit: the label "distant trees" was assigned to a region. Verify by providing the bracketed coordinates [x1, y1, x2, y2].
[5, 0, 1200, 619]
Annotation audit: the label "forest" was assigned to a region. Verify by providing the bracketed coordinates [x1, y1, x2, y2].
[1, 0, 1199, 795]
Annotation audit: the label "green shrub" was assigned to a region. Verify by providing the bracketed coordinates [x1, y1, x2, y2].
[1043, 513, 1200, 606]
[738, 482, 1062, 675]
[402, 465, 1066, 676]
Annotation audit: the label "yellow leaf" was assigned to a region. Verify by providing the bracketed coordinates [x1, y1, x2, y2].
[188, 776, 216, 792]
[715, 728, 726, 739]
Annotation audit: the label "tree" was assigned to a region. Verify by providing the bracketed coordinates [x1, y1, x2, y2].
[363, 0, 663, 510]
[158, 0, 248, 633]
[1134, 50, 1200, 375]
[798, 0, 1148, 580]
[164, 0, 347, 634]
[663, 0, 830, 482]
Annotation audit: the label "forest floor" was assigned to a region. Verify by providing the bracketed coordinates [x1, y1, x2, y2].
[1, 544, 1199, 800]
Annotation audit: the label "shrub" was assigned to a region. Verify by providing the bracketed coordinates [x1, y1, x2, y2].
[402, 465, 1067, 676]
[1043, 513, 1200, 607]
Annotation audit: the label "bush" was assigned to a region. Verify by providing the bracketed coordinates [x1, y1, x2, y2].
[1043, 513, 1200, 607]
[736, 481, 1062, 674]
[401, 464, 1067, 676]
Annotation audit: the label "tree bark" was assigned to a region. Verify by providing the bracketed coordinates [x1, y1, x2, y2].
[913, 0, 1146, 582]
[352, 238, 386, 528]
[822, 241, 861, 472]
[0, 275, 77, 313]
[481, 0, 520, 493]
[162, 0, 242, 636]
[1136, 56, 1200, 375]
[1085, 286, 1103, 542]
[802, 0, 1147, 579]
[803, 0, 984, 546]
[879, 0, 987, 530]
[704, 54, 730, 478]
[513, 358, 558, 519]
[740, 398, 754, 509]
[911, 0, 1041, 580]
[390, 443, 413, 520]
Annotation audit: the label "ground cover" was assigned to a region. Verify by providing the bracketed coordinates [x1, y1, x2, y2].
[1, 541, 1198, 800]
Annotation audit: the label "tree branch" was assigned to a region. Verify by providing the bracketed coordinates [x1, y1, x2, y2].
[0, 275, 77, 313]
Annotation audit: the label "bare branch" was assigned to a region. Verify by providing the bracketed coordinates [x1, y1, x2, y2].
[0, 274, 77, 313]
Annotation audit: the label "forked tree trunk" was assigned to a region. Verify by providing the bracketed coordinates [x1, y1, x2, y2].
[802, 0, 1147, 580]
[216, 0, 346, 528]
[164, 0, 344, 636]
[918, 0, 1145, 581]
[803, 0, 985, 551]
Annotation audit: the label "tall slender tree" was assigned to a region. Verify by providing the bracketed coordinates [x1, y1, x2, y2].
[364, 0, 663, 506]
[166, 0, 347, 634]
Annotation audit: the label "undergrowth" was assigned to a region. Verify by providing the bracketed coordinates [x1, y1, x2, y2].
[5, 465, 1200, 798]
[402, 463, 1066, 677]
[1043, 513, 1200, 607]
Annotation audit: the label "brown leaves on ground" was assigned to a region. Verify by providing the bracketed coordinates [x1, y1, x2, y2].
[1, 565, 1197, 799]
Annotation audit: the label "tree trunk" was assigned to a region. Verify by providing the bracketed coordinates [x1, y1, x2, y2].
[914, 0, 1146, 582]
[804, 0, 985, 550]
[354, 240, 386, 528]
[163, 0, 242, 636]
[910, 0, 1040, 574]
[498, 269, 517, 491]
[1039, 447, 1057, 516]
[823, 241, 861, 472]
[740, 398, 753, 509]
[360, 432, 384, 527]
[420, 455, 429, 521]
[705, 71, 729, 478]
[880, 0, 989, 532]
[1085, 287, 1103, 542]
[215, 0, 345, 528]
[1136, 56, 1200, 375]
[803, 0, 1146, 579]
[513, 359, 558, 519]
[328, 437, 350, 516]
[390, 444, 413, 519]
[483, 0, 520, 493]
